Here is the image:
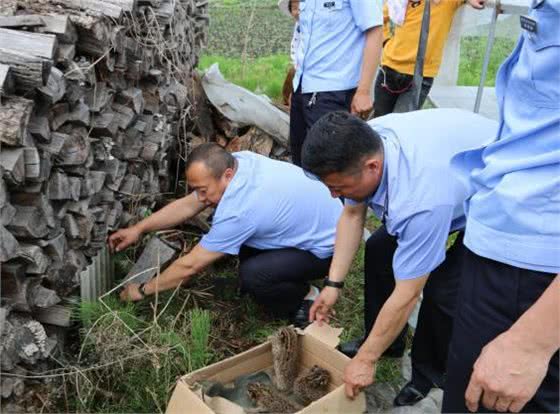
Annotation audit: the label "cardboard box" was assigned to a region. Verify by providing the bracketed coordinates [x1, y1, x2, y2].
[166, 323, 366, 413]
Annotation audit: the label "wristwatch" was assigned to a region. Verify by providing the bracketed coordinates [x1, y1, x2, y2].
[323, 278, 344, 289]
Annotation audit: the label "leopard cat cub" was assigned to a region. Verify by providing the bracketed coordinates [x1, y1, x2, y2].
[293, 365, 331, 405]
[246, 383, 302, 413]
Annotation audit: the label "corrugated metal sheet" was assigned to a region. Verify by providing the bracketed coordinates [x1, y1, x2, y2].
[80, 246, 114, 302]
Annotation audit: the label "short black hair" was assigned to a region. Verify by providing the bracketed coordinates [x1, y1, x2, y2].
[301, 111, 383, 177]
[186, 143, 235, 179]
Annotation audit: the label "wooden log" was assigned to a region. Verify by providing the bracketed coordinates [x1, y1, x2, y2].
[0, 203, 16, 227]
[81, 170, 106, 197]
[0, 224, 19, 262]
[86, 82, 114, 113]
[6, 206, 49, 238]
[124, 236, 180, 284]
[67, 102, 91, 127]
[0, 313, 52, 368]
[28, 284, 60, 308]
[91, 112, 118, 137]
[0, 15, 45, 29]
[66, 198, 91, 216]
[17, 244, 51, 274]
[23, 147, 41, 180]
[52, 0, 124, 19]
[106, 200, 123, 229]
[38, 232, 67, 264]
[54, 128, 90, 166]
[55, 42, 75, 65]
[49, 102, 70, 131]
[116, 87, 144, 114]
[191, 73, 215, 140]
[0, 148, 25, 185]
[0, 63, 15, 97]
[0, 96, 33, 147]
[0, 47, 50, 92]
[64, 58, 96, 85]
[0, 263, 30, 312]
[119, 174, 141, 195]
[38, 67, 65, 105]
[47, 172, 81, 201]
[28, 113, 51, 143]
[35, 15, 78, 43]
[0, 29, 57, 60]
[10, 193, 56, 229]
[37, 131, 65, 156]
[112, 102, 136, 129]
[33, 305, 72, 327]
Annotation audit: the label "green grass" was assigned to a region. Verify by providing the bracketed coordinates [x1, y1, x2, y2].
[199, 54, 291, 102]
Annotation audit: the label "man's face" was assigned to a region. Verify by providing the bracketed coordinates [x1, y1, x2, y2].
[290, 0, 300, 19]
[186, 162, 233, 207]
[321, 158, 383, 201]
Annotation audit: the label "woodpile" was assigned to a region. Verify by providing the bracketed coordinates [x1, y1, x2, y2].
[0, 0, 209, 399]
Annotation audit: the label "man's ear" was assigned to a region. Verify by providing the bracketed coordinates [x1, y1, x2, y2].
[223, 167, 235, 181]
[363, 157, 382, 176]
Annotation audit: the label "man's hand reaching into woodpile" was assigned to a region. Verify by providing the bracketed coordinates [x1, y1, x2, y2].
[120, 283, 144, 302]
[108, 226, 142, 252]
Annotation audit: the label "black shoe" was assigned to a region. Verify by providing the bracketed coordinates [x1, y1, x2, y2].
[292, 299, 313, 329]
[338, 337, 364, 358]
[394, 381, 428, 407]
[338, 337, 405, 359]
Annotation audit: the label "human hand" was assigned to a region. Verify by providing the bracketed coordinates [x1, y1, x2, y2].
[309, 286, 339, 325]
[108, 226, 142, 252]
[343, 355, 376, 399]
[351, 90, 373, 118]
[120, 283, 144, 302]
[465, 331, 551, 412]
[467, 0, 486, 9]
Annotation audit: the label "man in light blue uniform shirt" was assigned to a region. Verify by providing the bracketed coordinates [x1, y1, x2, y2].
[111, 144, 342, 327]
[289, 0, 383, 165]
[443, 1, 559, 412]
[300, 109, 498, 405]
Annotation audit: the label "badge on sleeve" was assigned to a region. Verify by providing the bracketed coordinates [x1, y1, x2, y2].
[520, 15, 538, 33]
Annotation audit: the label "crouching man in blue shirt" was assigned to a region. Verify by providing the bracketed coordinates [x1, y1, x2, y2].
[109, 144, 342, 327]
[301, 109, 497, 405]
[443, 1, 560, 412]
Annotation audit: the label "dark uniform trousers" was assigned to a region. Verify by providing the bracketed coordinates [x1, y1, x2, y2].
[238, 245, 331, 318]
[289, 84, 356, 166]
[443, 249, 559, 413]
[365, 226, 465, 393]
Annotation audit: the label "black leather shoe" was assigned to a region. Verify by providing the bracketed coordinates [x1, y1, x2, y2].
[338, 337, 406, 359]
[292, 299, 314, 328]
[338, 337, 364, 358]
[394, 381, 428, 406]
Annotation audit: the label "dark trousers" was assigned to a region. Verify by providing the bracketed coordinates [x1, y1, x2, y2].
[364, 226, 464, 392]
[443, 249, 559, 413]
[238, 245, 331, 318]
[373, 66, 434, 118]
[289, 85, 355, 166]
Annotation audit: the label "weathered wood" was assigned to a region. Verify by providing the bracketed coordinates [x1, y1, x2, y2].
[6, 206, 49, 238]
[47, 172, 81, 201]
[0, 47, 50, 92]
[0, 64, 15, 97]
[86, 82, 114, 113]
[18, 244, 51, 274]
[116, 87, 144, 114]
[0, 15, 45, 29]
[91, 112, 118, 137]
[37, 132, 65, 156]
[0, 263, 31, 312]
[0, 29, 57, 60]
[119, 174, 141, 194]
[0, 202, 16, 227]
[66, 198, 91, 216]
[0, 148, 25, 185]
[23, 147, 41, 179]
[28, 113, 51, 143]
[35, 15, 78, 43]
[33, 305, 72, 327]
[38, 233, 67, 264]
[52, 0, 124, 19]
[54, 128, 90, 166]
[81, 170, 106, 197]
[55, 42, 75, 65]
[28, 284, 60, 308]
[202, 64, 289, 147]
[111, 102, 136, 129]
[64, 58, 96, 85]
[10, 193, 56, 229]
[125, 236, 180, 284]
[0, 96, 33, 147]
[38, 67, 65, 105]
[50, 102, 70, 131]
[0, 224, 19, 262]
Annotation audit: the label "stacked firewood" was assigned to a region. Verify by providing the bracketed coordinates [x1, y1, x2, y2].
[0, 0, 208, 398]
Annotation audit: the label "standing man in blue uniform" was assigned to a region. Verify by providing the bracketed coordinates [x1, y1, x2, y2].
[443, 1, 560, 412]
[110, 144, 342, 327]
[300, 108, 498, 405]
[289, 0, 383, 166]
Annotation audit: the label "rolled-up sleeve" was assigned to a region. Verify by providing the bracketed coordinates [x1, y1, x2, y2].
[200, 213, 256, 255]
[393, 206, 454, 280]
[350, 0, 383, 32]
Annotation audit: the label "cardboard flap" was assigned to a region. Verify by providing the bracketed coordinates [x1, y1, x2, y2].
[301, 385, 366, 413]
[303, 322, 343, 349]
[202, 396, 245, 414]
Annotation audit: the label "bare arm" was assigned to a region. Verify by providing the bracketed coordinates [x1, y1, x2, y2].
[344, 274, 428, 398]
[351, 26, 383, 115]
[120, 244, 225, 300]
[310, 203, 367, 323]
[109, 193, 208, 252]
[465, 274, 559, 412]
